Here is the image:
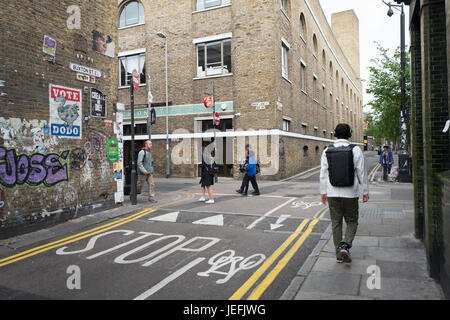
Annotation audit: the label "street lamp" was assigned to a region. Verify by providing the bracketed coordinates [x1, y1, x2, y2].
[157, 31, 170, 178]
[382, 1, 411, 182]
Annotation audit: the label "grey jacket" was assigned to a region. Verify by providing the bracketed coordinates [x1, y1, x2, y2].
[137, 148, 153, 175]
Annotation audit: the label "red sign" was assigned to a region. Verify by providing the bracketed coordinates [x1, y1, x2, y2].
[50, 86, 81, 102]
[204, 96, 213, 108]
[132, 69, 139, 91]
[214, 112, 220, 125]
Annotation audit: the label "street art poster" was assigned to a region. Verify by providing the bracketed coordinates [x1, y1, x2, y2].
[92, 30, 115, 58]
[43, 35, 56, 56]
[90, 88, 107, 118]
[106, 138, 119, 163]
[113, 161, 122, 180]
[49, 84, 82, 139]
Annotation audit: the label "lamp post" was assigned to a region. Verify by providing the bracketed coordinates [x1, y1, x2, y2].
[157, 31, 170, 178]
[382, 1, 411, 182]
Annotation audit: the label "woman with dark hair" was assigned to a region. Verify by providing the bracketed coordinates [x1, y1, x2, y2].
[199, 145, 215, 204]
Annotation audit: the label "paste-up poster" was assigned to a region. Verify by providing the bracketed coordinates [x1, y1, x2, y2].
[49, 84, 82, 139]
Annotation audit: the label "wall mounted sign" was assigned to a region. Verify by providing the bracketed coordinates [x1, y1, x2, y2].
[43, 35, 56, 57]
[70, 62, 101, 77]
[76, 73, 95, 84]
[106, 138, 119, 163]
[49, 84, 82, 139]
[90, 88, 106, 118]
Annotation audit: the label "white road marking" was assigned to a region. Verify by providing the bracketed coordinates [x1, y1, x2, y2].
[192, 215, 224, 226]
[270, 215, 291, 230]
[246, 198, 296, 230]
[133, 257, 206, 300]
[149, 211, 180, 223]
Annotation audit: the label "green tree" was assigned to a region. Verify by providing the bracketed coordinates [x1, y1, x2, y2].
[365, 43, 411, 145]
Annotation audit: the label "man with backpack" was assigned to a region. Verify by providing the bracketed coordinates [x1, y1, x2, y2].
[320, 124, 369, 263]
[137, 140, 157, 203]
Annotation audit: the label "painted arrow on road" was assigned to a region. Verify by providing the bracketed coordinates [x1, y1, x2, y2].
[270, 215, 291, 230]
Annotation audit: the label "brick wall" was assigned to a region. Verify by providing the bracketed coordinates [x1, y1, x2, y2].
[0, 0, 119, 239]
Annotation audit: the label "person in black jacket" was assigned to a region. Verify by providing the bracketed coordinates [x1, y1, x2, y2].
[199, 145, 215, 204]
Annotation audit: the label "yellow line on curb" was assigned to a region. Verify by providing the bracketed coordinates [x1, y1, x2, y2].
[247, 219, 319, 300]
[0, 209, 156, 268]
[229, 219, 310, 300]
[0, 208, 153, 264]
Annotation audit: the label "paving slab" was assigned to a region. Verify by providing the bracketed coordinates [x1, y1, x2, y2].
[295, 291, 371, 300]
[311, 257, 377, 275]
[366, 246, 427, 263]
[299, 271, 361, 296]
[375, 260, 428, 280]
[359, 275, 443, 300]
[378, 236, 423, 249]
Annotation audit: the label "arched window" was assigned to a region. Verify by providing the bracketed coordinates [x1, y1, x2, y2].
[322, 50, 326, 67]
[329, 61, 333, 76]
[300, 13, 306, 39]
[312, 34, 318, 56]
[119, 1, 145, 28]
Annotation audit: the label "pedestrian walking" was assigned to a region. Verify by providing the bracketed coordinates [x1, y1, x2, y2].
[199, 145, 216, 204]
[320, 123, 369, 263]
[379, 145, 394, 181]
[137, 140, 157, 203]
[236, 144, 260, 196]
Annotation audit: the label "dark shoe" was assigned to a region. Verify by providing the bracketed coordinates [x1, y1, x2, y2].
[236, 189, 243, 194]
[149, 199, 158, 203]
[251, 191, 260, 196]
[339, 243, 352, 263]
[336, 256, 344, 263]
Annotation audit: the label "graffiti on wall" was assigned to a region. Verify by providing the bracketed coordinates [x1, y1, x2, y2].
[0, 146, 70, 188]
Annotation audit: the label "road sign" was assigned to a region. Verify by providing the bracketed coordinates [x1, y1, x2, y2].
[132, 69, 139, 92]
[204, 96, 212, 108]
[214, 112, 220, 125]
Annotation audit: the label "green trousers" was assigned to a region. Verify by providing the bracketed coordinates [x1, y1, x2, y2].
[327, 197, 359, 255]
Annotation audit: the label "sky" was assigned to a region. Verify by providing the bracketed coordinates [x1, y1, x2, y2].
[318, 0, 410, 112]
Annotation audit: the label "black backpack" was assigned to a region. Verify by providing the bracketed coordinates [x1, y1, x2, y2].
[325, 144, 356, 187]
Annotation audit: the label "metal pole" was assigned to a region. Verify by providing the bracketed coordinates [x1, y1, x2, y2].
[400, 4, 407, 152]
[147, 74, 152, 141]
[165, 37, 170, 178]
[212, 81, 217, 183]
[130, 78, 137, 205]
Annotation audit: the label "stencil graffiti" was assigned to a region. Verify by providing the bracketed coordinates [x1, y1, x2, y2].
[0, 146, 70, 188]
[70, 147, 88, 170]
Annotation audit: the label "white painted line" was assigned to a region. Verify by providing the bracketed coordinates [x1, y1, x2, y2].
[194, 193, 291, 199]
[192, 215, 224, 226]
[133, 257, 206, 300]
[149, 211, 180, 223]
[280, 166, 321, 182]
[247, 198, 296, 230]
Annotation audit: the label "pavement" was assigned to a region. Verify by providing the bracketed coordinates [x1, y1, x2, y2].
[281, 153, 445, 300]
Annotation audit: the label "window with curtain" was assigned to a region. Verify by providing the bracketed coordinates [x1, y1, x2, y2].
[196, 0, 230, 10]
[197, 39, 232, 77]
[119, 53, 146, 86]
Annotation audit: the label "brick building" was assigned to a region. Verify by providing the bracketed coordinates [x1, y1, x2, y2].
[0, 0, 120, 238]
[117, 0, 364, 180]
[402, 0, 450, 299]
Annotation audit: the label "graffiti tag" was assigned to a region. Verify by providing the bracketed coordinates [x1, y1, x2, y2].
[0, 146, 70, 188]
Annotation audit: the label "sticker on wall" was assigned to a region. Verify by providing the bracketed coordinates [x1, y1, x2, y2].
[90, 88, 107, 118]
[113, 161, 122, 180]
[92, 30, 115, 58]
[43, 124, 49, 134]
[43, 35, 56, 57]
[106, 138, 119, 163]
[49, 84, 82, 139]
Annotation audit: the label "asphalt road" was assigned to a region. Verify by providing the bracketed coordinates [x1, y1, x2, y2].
[0, 152, 380, 300]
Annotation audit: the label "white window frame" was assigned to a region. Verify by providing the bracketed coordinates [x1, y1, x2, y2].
[118, 51, 146, 87]
[119, 1, 145, 29]
[283, 117, 291, 132]
[196, 37, 232, 78]
[312, 74, 317, 101]
[195, 0, 231, 11]
[300, 60, 306, 92]
[281, 41, 290, 80]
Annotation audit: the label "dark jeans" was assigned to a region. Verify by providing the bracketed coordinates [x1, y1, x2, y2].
[239, 174, 259, 194]
[327, 197, 359, 256]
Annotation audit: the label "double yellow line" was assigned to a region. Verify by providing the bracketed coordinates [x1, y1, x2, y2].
[0, 208, 156, 268]
[369, 163, 381, 182]
[230, 206, 327, 300]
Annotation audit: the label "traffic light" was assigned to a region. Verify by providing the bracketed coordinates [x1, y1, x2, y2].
[363, 135, 368, 151]
[150, 107, 156, 125]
